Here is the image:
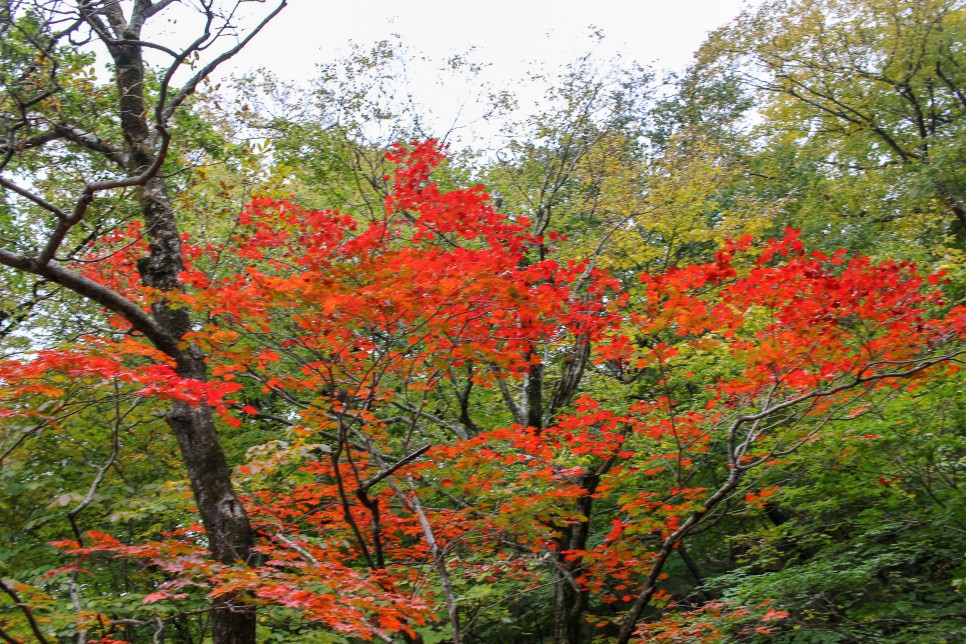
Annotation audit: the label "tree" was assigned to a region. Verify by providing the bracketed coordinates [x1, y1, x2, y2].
[429, 230, 965, 643]
[699, 0, 966, 265]
[0, 2, 285, 642]
[6, 140, 960, 642]
[2, 5, 965, 639]
[704, 371, 966, 641]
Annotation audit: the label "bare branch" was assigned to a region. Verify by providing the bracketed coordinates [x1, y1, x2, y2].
[0, 248, 179, 355]
[27, 125, 170, 268]
[143, 0, 181, 19]
[0, 175, 69, 220]
[160, 1, 288, 123]
[0, 128, 60, 159]
[360, 445, 431, 493]
[0, 623, 23, 644]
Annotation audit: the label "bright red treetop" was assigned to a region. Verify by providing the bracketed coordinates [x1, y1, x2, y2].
[2, 141, 963, 643]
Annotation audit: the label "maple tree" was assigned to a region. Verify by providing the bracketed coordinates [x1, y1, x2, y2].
[2, 139, 963, 642]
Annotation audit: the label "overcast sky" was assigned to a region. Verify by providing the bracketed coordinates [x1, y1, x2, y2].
[209, 0, 762, 82]
[144, 1, 764, 143]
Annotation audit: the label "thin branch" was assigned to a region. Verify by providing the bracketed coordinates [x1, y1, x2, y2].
[360, 445, 431, 493]
[0, 176, 69, 221]
[0, 128, 60, 158]
[143, 1, 181, 20]
[160, 1, 288, 123]
[0, 579, 51, 644]
[404, 474, 462, 644]
[0, 623, 22, 644]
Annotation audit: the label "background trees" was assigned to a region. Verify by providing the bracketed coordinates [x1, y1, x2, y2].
[699, 0, 966, 266]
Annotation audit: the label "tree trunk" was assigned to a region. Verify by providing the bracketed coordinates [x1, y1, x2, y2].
[552, 473, 599, 644]
[112, 14, 256, 642]
[523, 347, 544, 430]
[553, 566, 590, 644]
[138, 158, 256, 644]
[0, 3, 288, 641]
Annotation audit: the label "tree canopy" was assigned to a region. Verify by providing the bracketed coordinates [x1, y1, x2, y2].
[1, 2, 964, 643]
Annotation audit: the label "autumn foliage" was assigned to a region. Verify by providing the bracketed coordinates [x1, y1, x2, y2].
[2, 141, 964, 642]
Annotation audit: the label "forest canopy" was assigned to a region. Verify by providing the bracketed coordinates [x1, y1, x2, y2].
[0, 1, 964, 643]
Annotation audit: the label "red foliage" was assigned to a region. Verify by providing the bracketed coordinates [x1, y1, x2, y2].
[6, 141, 963, 640]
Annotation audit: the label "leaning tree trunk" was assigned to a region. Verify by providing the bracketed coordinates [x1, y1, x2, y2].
[113, 20, 257, 644]
[0, 2, 287, 638]
[136, 158, 256, 644]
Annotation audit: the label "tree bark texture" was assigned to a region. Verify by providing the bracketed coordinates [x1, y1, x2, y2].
[552, 473, 599, 644]
[113, 25, 257, 644]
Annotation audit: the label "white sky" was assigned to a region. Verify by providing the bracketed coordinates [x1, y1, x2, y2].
[171, 0, 763, 142]
[217, 0, 762, 83]
[140, 0, 764, 144]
